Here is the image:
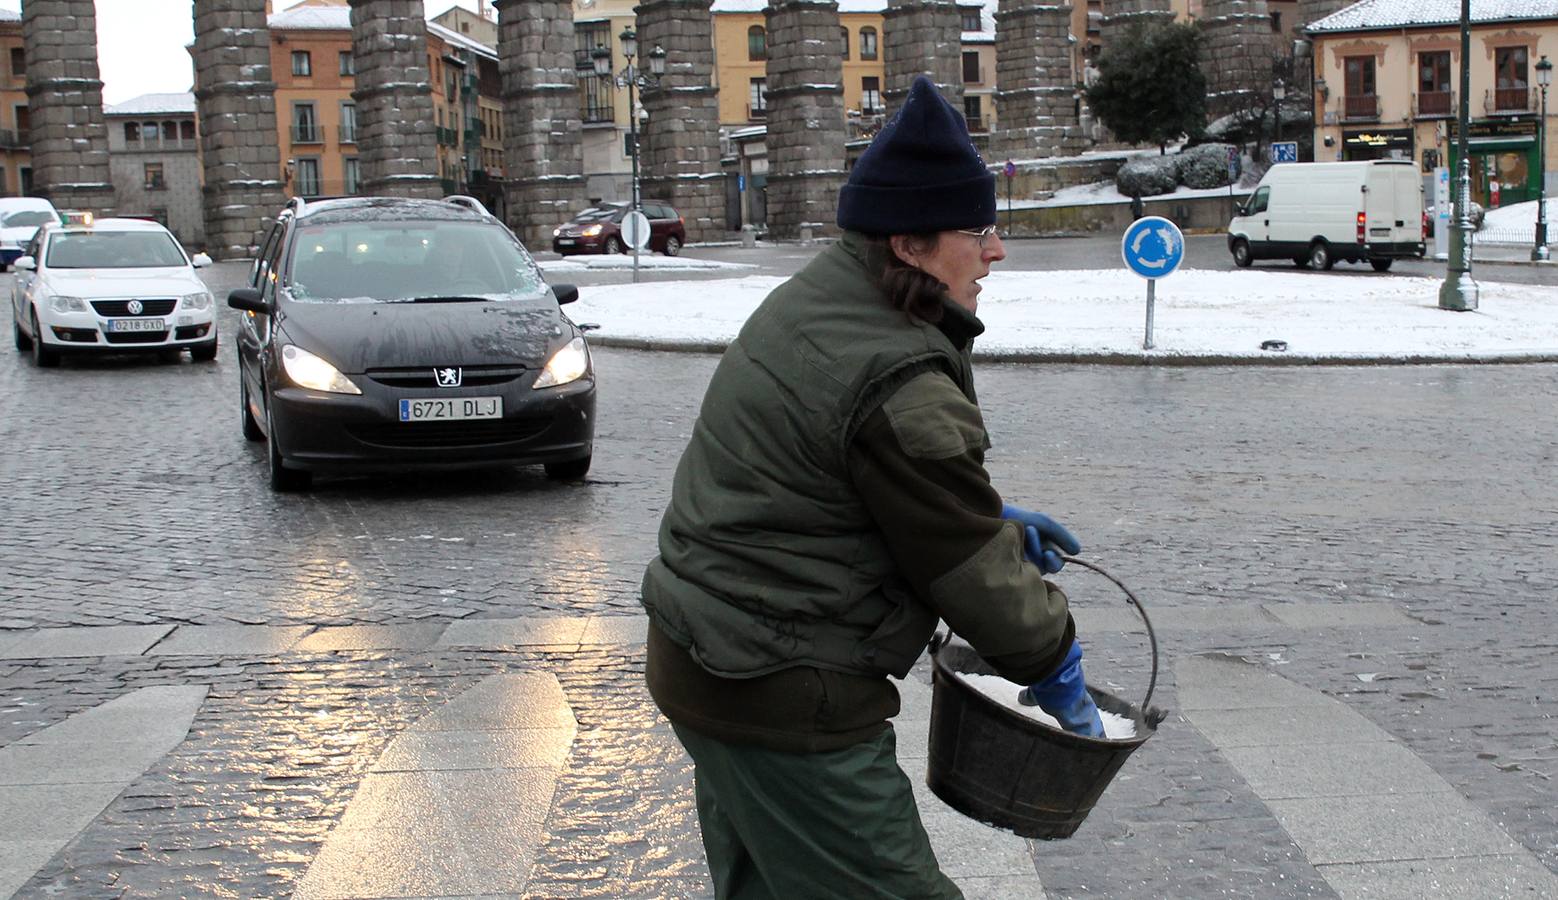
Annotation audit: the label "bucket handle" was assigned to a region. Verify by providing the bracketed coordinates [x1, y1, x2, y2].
[1060, 555, 1161, 714]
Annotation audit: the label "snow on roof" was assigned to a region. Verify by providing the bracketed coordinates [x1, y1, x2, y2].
[962, 0, 998, 42]
[426, 20, 496, 60]
[268, 5, 351, 30]
[1308, 0, 1558, 33]
[712, 1, 887, 13]
[0, 10, 18, 24]
[104, 92, 197, 117]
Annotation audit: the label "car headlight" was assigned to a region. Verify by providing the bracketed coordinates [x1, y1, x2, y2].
[552, 227, 562, 237]
[48, 295, 88, 313]
[581, 224, 603, 237]
[281, 344, 361, 395]
[181, 291, 214, 311]
[533, 336, 590, 389]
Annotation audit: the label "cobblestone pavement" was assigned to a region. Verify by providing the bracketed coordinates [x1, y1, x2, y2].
[3, 261, 1557, 897]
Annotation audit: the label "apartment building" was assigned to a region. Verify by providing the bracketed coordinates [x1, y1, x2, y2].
[267, 0, 503, 213]
[1309, 2, 1554, 209]
[103, 92, 205, 247]
[0, 10, 30, 197]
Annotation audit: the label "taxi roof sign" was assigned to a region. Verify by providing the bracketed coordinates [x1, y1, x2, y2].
[63, 211, 95, 227]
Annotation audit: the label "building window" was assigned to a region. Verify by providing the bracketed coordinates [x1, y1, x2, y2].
[143, 162, 165, 190]
[860, 27, 877, 61]
[576, 21, 610, 70]
[961, 9, 982, 31]
[9, 47, 23, 78]
[749, 78, 767, 120]
[748, 25, 766, 61]
[1343, 56, 1377, 120]
[1417, 51, 1452, 117]
[15, 105, 28, 134]
[445, 67, 458, 100]
[339, 103, 357, 142]
[339, 51, 354, 76]
[19, 166, 31, 194]
[291, 103, 318, 143]
[344, 157, 360, 195]
[840, 27, 850, 60]
[861, 76, 882, 115]
[1270, 11, 1281, 32]
[963, 95, 983, 132]
[291, 50, 312, 77]
[295, 158, 321, 197]
[1493, 46, 1529, 111]
[162, 120, 177, 142]
[180, 120, 196, 142]
[123, 122, 140, 144]
[581, 70, 611, 123]
[962, 51, 980, 84]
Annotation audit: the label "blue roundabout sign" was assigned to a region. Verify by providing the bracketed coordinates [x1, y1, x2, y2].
[1121, 216, 1185, 280]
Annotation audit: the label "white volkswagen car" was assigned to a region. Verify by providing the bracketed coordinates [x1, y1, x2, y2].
[10, 215, 217, 367]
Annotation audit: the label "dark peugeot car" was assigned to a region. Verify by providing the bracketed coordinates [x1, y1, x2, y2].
[551, 201, 685, 256]
[229, 196, 595, 491]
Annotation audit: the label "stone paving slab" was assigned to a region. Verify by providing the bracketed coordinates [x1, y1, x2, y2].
[580, 614, 648, 645]
[147, 624, 313, 656]
[0, 739, 184, 786]
[1317, 855, 1558, 900]
[0, 840, 59, 899]
[435, 616, 587, 649]
[370, 729, 575, 773]
[1268, 791, 1526, 865]
[0, 625, 173, 659]
[293, 624, 448, 653]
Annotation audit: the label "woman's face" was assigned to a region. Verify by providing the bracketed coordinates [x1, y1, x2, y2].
[892, 226, 1006, 313]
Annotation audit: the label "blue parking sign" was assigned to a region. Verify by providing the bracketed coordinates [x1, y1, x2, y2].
[1271, 141, 1298, 163]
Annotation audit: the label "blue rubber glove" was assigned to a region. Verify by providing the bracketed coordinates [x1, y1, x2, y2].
[1000, 502, 1081, 574]
[1019, 639, 1105, 738]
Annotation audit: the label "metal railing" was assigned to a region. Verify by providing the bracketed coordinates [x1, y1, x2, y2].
[1414, 91, 1453, 118]
[1487, 87, 1533, 114]
[290, 124, 322, 144]
[747, 105, 767, 120]
[582, 104, 614, 124]
[0, 128, 23, 148]
[1342, 94, 1379, 121]
[965, 115, 986, 133]
[338, 124, 356, 144]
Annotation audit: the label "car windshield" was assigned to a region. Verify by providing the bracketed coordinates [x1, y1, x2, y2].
[1, 210, 57, 229]
[570, 207, 624, 223]
[44, 230, 187, 268]
[286, 219, 546, 303]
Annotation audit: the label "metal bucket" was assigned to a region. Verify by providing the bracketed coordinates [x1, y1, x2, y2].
[926, 558, 1167, 840]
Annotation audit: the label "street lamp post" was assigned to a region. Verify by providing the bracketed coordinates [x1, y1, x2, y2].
[1271, 79, 1286, 159]
[1439, 0, 1478, 310]
[592, 28, 666, 283]
[1533, 55, 1551, 262]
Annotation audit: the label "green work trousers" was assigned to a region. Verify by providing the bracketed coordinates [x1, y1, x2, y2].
[671, 721, 963, 900]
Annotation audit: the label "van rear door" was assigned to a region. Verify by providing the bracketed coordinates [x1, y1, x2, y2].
[1364, 163, 1423, 248]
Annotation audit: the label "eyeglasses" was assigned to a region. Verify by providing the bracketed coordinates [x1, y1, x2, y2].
[954, 224, 1000, 248]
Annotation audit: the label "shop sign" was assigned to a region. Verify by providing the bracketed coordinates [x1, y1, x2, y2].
[1343, 128, 1413, 149]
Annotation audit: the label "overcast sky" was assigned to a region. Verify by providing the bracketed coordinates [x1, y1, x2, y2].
[0, 0, 487, 106]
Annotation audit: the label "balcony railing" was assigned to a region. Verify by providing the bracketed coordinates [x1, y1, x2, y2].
[582, 104, 614, 124]
[291, 124, 322, 144]
[0, 128, 24, 148]
[338, 124, 357, 144]
[1342, 94, 1379, 121]
[1487, 87, 1533, 114]
[436, 126, 459, 146]
[965, 115, 986, 133]
[747, 105, 767, 121]
[1414, 91, 1453, 118]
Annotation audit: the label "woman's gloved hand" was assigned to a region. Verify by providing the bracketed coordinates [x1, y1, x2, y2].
[1000, 502, 1081, 574]
[1018, 639, 1105, 737]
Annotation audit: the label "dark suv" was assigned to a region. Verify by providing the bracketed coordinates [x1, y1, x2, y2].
[552, 201, 685, 256]
[228, 195, 595, 491]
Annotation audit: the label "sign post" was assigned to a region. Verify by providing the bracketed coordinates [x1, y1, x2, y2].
[1226, 146, 1240, 216]
[1433, 166, 1450, 260]
[1121, 216, 1186, 350]
[621, 209, 651, 283]
[1003, 160, 1016, 236]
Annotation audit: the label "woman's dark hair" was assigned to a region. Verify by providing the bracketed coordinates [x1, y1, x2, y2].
[864, 233, 948, 324]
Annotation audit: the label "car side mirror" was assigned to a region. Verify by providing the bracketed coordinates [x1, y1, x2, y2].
[228, 287, 272, 314]
[552, 283, 579, 305]
[191, 252, 213, 268]
[13, 256, 34, 271]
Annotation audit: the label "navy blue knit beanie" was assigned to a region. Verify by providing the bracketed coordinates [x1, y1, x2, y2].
[837, 75, 996, 235]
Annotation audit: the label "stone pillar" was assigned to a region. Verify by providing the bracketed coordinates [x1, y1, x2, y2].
[881, 0, 962, 117]
[765, 0, 847, 240]
[495, 0, 586, 246]
[1097, 0, 1174, 50]
[21, 0, 115, 217]
[637, 0, 725, 241]
[1201, 0, 1272, 116]
[191, 0, 289, 259]
[349, 0, 441, 198]
[991, 1, 1084, 159]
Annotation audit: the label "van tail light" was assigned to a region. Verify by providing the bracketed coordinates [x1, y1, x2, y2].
[679, 216, 685, 225]
[1356, 211, 1366, 244]
[1422, 210, 1429, 241]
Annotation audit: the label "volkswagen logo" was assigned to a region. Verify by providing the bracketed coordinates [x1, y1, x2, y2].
[127, 299, 144, 315]
[434, 367, 463, 388]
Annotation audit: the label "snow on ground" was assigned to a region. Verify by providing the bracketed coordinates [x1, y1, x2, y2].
[1476, 198, 1554, 245]
[569, 268, 1558, 359]
[1024, 179, 1250, 210]
[538, 255, 757, 272]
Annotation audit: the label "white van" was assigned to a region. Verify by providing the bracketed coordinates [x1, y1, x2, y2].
[1227, 160, 1426, 272]
[0, 197, 61, 271]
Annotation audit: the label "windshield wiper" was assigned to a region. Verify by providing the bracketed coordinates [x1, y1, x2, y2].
[404, 295, 490, 303]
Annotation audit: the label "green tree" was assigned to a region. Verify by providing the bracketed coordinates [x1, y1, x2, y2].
[1085, 22, 1208, 154]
